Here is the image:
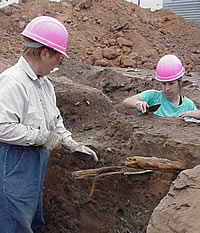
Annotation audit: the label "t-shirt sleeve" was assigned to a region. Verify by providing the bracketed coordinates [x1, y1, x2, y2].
[189, 100, 197, 110]
[193, 104, 197, 110]
[137, 90, 159, 106]
[183, 96, 197, 111]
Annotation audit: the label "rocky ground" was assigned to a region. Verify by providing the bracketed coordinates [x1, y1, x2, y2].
[1, 0, 200, 72]
[41, 60, 200, 233]
[1, 0, 200, 233]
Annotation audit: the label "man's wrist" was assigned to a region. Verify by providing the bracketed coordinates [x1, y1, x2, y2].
[62, 136, 79, 152]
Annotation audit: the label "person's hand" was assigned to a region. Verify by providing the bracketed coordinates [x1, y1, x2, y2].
[179, 111, 194, 118]
[35, 130, 62, 151]
[136, 101, 149, 113]
[73, 144, 99, 162]
[179, 110, 200, 119]
[62, 136, 99, 162]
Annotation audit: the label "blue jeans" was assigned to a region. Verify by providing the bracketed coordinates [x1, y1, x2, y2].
[0, 142, 50, 233]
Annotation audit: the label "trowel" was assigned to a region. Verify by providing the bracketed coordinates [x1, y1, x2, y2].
[71, 150, 105, 167]
[146, 104, 161, 113]
[71, 150, 93, 161]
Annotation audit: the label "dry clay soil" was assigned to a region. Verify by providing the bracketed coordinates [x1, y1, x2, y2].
[1, 1, 200, 233]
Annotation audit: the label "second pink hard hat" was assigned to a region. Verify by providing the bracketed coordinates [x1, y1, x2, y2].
[155, 54, 185, 82]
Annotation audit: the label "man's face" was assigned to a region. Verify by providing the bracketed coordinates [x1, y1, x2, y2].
[38, 48, 64, 76]
[161, 80, 181, 100]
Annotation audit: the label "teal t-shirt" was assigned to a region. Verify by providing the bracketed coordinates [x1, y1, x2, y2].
[138, 90, 197, 117]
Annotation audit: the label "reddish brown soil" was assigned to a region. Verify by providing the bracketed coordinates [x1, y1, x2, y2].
[1, 1, 200, 233]
[1, 0, 200, 71]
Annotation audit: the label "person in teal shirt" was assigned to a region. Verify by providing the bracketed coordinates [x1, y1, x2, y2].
[122, 54, 197, 117]
[137, 89, 196, 117]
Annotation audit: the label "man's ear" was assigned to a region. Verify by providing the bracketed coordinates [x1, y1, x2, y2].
[40, 48, 49, 60]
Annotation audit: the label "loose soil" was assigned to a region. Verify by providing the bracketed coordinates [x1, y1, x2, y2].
[42, 60, 200, 233]
[1, 1, 200, 233]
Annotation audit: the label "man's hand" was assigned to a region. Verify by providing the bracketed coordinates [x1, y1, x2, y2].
[62, 136, 99, 162]
[73, 144, 99, 162]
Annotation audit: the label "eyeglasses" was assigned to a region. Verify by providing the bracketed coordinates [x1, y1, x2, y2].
[55, 53, 64, 64]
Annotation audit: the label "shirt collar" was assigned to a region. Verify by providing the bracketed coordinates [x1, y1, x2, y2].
[18, 56, 40, 81]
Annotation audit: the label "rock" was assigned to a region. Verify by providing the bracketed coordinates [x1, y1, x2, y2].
[147, 165, 200, 233]
[121, 46, 132, 55]
[91, 47, 103, 64]
[102, 47, 121, 60]
[116, 37, 133, 48]
[94, 58, 112, 67]
[108, 39, 116, 46]
[116, 31, 124, 38]
[120, 55, 136, 68]
[78, 0, 92, 9]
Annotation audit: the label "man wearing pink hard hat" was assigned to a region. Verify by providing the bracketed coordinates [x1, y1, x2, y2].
[122, 54, 197, 117]
[0, 16, 98, 233]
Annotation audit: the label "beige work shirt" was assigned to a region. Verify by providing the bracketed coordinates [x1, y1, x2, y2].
[0, 56, 71, 146]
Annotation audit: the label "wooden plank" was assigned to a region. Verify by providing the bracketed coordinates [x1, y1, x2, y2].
[125, 156, 190, 172]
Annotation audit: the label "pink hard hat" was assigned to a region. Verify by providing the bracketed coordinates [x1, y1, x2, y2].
[22, 16, 69, 57]
[155, 54, 185, 82]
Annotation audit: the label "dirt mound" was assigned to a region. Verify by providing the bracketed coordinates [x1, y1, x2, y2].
[50, 75, 113, 131]
[1, 0, 200, 71]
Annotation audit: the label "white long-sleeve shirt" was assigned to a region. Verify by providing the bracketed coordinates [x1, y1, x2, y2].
[0, 56, 71, 146]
